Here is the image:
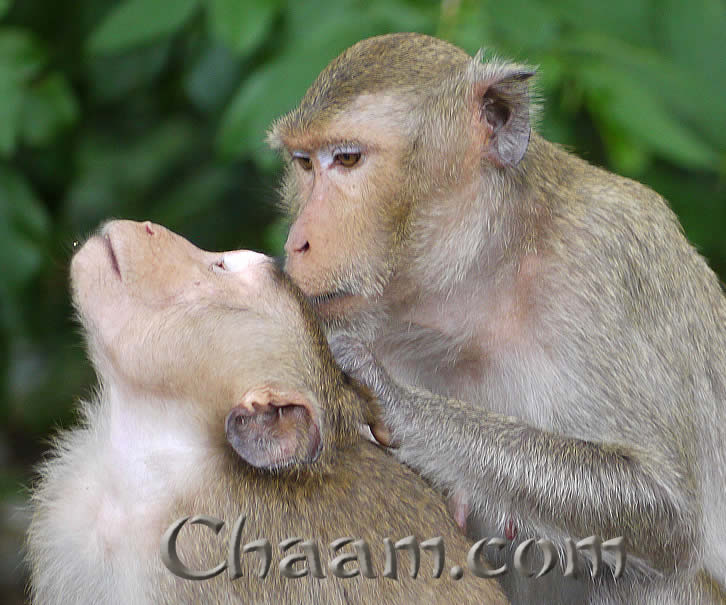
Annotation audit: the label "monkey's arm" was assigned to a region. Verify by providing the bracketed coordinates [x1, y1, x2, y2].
[330, 334, 697, 574]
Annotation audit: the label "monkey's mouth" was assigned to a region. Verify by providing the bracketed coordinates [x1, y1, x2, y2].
[309, 290, 352, 306]
[102, 234, 122, 278]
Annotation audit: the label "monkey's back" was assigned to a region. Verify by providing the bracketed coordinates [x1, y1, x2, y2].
[531, 135, 726, 590]
[27, 394, 506, 605]
[163, 440, 507, 604]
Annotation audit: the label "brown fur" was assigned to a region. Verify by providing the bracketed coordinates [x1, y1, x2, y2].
[26, 220, 507, 604]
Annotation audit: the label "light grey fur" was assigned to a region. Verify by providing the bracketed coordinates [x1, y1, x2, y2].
[274, 33, 726, 605]
[328, 134, 726, 603]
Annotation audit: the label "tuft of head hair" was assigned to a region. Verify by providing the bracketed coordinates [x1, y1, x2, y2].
[268, 33, 473, 146]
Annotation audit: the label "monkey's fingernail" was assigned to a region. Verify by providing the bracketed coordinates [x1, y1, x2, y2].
[505, 517, 518, 540]
[371, 422, 397, 448]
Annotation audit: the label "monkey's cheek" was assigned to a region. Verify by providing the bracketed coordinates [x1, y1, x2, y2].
[74, 291, 133, 357]
[71, 239, 117, 302]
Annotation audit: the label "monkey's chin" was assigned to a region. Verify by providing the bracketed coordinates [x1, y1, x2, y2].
[313, 293, 367, 321]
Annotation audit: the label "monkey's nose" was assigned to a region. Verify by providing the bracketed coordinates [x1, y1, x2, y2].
[285, 228, 311, 257]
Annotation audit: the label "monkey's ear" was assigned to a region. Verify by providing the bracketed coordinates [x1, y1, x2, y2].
[225, 386, 322, 470]
[475, 68, 535, 167]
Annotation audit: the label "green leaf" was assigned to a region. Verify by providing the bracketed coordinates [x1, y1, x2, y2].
[486, 0, 559, 54]
[149, 164, 231, 227]
[20, 73, 79, 147]
[0, 166, 51, 294]
[642, 165, 726, 256]
[87, 40, 171, 102]
[0, 81, 22, 155]
[660, 0, 725, 79]
[550, 0, 655, 47]
[533, 55, 566, 96]
[263, 217, 288, 256]
[658, 0, 726, 149]
[88, 0, 200, 55]
[558, 31, 726, 151]
[580, 63, 719, 171]
[65, 119, 197, 231]
[599, 127, 650, 176]
[0, 29, 45, 80]
[9, 341, 90, 432]
[365, 0, 434, 35]
[217, 1, 387, 163]
[0, 0, 11, 20]
[0, 28, 47, 155]
[184, 42, 242, 113]
[208, 0, 281, 56]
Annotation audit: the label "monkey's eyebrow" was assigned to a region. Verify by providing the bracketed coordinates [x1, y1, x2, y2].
[330, 143, 362, 155]
[325, 141, 363, 153]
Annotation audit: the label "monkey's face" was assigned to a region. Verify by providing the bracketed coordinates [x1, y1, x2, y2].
[71, 219, 349, 471]
[272, 96, 417, 324]
[270, 36, 536, 328]
[70, 220, 317, 411]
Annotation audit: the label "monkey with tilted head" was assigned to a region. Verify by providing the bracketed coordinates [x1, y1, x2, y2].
[269, 32, 726, 604]
[26, 220, 507, 605]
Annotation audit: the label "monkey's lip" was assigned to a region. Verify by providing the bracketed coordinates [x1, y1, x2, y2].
[308, 290, 352, 306]
[101, 234, 122, 278]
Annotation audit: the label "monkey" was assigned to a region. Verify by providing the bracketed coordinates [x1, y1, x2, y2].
[25, 219, 508, 605]
[267, 32, 726, 604]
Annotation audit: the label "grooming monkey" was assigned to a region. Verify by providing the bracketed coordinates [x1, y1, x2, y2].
[269, 33, 726, 604]
[26, 220, 507, 605]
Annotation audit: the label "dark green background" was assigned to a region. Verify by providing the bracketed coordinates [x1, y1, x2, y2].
[1, 0, 724, 600]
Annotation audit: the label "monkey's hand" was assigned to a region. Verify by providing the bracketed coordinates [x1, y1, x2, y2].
[328, 332, 406, 447]
[329, 333, 389, 396]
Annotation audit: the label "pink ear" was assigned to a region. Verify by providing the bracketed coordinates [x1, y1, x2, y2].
[225, 387, 321, 470]
[475, 68, 535, 167]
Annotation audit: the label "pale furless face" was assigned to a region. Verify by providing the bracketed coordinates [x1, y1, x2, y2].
[70, 220, 344, 470]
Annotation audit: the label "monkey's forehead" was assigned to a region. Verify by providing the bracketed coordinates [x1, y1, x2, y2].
[271, 33, 472, 139]
[322, 33, 471, 91]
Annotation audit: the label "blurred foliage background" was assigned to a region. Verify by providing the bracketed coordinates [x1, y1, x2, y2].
[1, 0, 724, 600]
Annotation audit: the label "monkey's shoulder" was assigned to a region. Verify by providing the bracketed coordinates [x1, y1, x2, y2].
[531, 139, 724, 316]
[325, 439, 468, 541]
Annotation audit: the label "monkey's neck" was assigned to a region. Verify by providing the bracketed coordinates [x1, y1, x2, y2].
[100, 382, 222, 493]
[396, 138, 556, 302]
[374, 143, 565, 392]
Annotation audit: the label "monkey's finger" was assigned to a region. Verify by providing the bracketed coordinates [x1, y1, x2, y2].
[370, 420, 398, 448]
[447, 490, 470, 533]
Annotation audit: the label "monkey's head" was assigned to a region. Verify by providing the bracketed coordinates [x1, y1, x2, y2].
[269, 33, 535, 324]
[70, 220, 364, 472]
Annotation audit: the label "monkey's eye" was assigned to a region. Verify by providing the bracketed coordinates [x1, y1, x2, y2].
[211, 258, 227, 273]
[292, 152, 313, 171]
[333, 152, 361, 168]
